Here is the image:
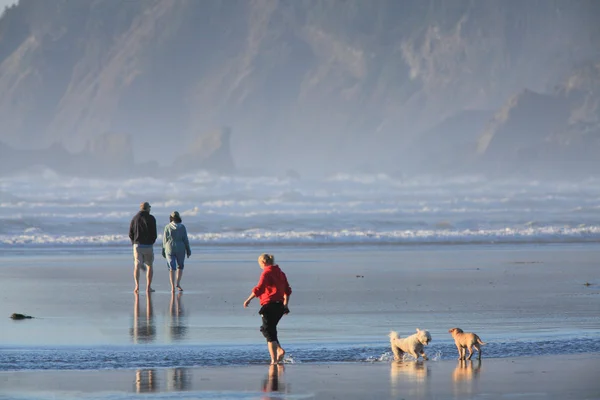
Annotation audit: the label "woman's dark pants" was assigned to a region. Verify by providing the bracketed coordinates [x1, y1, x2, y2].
[259, 302, 285, 342]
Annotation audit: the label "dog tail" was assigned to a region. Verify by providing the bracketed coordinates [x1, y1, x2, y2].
[389, 331, 399, 341]
[476, 335, 486, 345]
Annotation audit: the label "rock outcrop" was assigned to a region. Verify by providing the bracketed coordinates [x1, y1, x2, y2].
[171, 127, 235, 175]
[472, 62, 600, 177]
[0, 127, 235, 177]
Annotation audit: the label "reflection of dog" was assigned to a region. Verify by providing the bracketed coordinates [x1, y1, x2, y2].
[389, 328, 431, 361]
[390, 360, 429, 382]
[448, 328, 486, 360]
[452, 359, 482, 382]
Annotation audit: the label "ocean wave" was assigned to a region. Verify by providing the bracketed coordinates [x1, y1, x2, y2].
[1, 337, 599, 371]
[1, 226, 599, 247]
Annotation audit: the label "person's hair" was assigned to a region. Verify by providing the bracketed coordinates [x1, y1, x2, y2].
[258, 253, 275, 266]
[170, 213, 182, 223]
[140, 202, 151, 211]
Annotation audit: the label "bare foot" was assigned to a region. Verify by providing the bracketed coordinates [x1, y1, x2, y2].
[276, 348, 286, 363]
[134, 287, 139, 293]
[176, 285, 183, 292]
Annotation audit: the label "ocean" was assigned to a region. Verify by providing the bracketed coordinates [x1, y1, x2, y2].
[1, 169, 600, 248]
[0, 170, 599, 374]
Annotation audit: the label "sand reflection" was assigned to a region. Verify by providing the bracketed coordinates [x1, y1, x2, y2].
[131, 292, 156, 344]
[167, 367, 191, 391]
[169, 292, 187, 342]
[262, 364, 287, 398]
[390, 361, 430, 398]
[134, 369, 157, 393]
[453, 359, 482, 381]
[452, 359, 482, 396]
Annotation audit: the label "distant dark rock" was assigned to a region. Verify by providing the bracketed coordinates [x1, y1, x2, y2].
[477, 89, 569, 161]
[0, 128, 236, 177]
[171, 127, 235, 175]
[10, 313, 33, 320]
[85, 132, 135, 175]
[472, 62, 600, 178]
[403, 109, 493, 175]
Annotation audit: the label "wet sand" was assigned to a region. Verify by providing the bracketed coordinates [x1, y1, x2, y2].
[0, 245, 599, 398]
[1, 353, 599, 399]
[1, 245, 599, 347]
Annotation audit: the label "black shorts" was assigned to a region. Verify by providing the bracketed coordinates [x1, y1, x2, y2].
[259, 302, 285, 342]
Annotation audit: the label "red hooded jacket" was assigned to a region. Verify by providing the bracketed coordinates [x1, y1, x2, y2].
[252, 264, 292, 306]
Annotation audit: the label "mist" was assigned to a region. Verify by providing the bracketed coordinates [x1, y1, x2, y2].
[0, 0, 599, 179]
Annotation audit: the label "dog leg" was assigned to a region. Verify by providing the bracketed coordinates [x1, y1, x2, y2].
[420, 351, 428, 361]
[456, 345, 463, 360]
[391, 344, 402, 361]
[409, 350, 420, 360]
[474, 343, 482, 359]
[467, 346, 473, 360]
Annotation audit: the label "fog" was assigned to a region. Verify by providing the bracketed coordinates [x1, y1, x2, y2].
[0, 1, 599, 179]
[1, 168, 599, 249]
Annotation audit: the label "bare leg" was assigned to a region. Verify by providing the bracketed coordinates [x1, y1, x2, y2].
[134, 266, 140, 293]
[276, 342, 285, 363]
[169, 270, 176, 292]
[268, 341, 278, 364]
[176, 269, 183, 291]
[146, 265, 154, 292]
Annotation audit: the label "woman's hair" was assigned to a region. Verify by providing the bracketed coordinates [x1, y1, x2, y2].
[169, 211, 182, 223]
[258, 253, 275, 266]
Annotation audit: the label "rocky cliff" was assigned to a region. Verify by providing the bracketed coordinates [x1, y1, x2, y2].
[0, 0, 599, 177]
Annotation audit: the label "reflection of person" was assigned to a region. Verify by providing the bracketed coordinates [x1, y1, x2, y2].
[135, 369, 157, 393]
[262, 364, 285, 397]
[243, 253, 292, 365]
[169, 292, 187, 341]
[129, 202, 157, 293]
[161, 211, 191, 292]
[167, 368, 191, 391]
[131, 292, 156, 344]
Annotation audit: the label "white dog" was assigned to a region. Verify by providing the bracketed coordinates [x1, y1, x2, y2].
[389, 328, 432, 361]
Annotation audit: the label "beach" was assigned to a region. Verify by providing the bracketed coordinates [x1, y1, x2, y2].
[1, 244, 599, 398]
[1, 354, 599, 399]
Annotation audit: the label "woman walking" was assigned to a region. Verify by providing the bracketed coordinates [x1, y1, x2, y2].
[243, 253, 292, 364]
[162, 211, 191, 292]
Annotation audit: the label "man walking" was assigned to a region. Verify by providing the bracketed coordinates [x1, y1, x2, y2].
[129, 202, 157, 293]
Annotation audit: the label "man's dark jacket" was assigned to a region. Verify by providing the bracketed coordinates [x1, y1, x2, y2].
[129, 211, 157, 245]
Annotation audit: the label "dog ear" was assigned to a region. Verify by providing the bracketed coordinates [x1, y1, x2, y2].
[416, 328, 420, 333]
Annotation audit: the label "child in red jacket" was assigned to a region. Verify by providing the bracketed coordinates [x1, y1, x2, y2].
[243, 253, 292, 364]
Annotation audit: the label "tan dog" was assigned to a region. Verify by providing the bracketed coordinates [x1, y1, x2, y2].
[389, 328, 431, 361]
[448, 328, 486, 360]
